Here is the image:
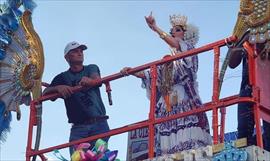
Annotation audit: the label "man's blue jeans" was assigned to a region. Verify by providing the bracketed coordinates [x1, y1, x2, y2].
[69, 120, 110, 155]
[238, 86, 270, 151]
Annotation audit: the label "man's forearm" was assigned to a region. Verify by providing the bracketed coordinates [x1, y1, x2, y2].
[43, 86, 58, 95]
[133, 71, 146, 79]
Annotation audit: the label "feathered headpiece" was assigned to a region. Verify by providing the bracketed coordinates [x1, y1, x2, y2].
[170, 14, 187, 30]
[170, 14, 199, 47]
[184, 24, 199, 47]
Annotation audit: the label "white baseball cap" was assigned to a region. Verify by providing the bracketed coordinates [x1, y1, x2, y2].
[64, 41, 87, 56]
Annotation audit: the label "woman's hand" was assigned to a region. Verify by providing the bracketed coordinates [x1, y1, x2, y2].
[145, 12, 157, 31]
[120, 67, 131, 76]
[120, 67, 146, 79]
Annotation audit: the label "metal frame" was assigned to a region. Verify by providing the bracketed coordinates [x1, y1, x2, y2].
[25, 36, 267, 161]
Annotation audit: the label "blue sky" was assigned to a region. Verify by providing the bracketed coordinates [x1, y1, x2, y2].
[1, 1, 242, 160]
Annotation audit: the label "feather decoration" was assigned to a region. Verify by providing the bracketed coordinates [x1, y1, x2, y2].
[184, 23, 199, 47]
[7, 0, 20, 9]
[0, 101, 12, 143]
[22, 0, 37, 12]
[7, 0, 22, 16]
[0, 0, 37, 143]
[6, 0, 36, 16]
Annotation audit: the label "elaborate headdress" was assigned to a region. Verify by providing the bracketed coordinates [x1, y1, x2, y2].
[170, 14, 187, 30]
[169, 14, 199, 47]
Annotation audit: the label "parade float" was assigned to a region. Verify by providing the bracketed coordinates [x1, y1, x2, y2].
[0, 0, 269, 161]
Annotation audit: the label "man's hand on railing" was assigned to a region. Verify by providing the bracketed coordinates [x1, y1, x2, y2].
[120, 67, 131, 76]
[120, 67, 146, 79]
[42, 77, 103, 101]
[79, 76, 102, 87]
[55, 85, 74, 99]
[42, 85, 74, 99]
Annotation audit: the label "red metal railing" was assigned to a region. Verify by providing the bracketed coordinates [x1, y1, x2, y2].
[244, 42, 263, 147]
[25, 36, 266, 161]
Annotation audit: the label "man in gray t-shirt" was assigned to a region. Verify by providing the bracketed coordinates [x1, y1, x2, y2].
[43, 41, 110, 155]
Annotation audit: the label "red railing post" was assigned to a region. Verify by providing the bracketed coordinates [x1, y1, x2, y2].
[220, 108, 226, 143]
[105, 82, 113, 105]
[212, 47, 220, 144]
[148, 65, 157, 158]
[243, 42, 263, 148]
[26, 101, 37, 161]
